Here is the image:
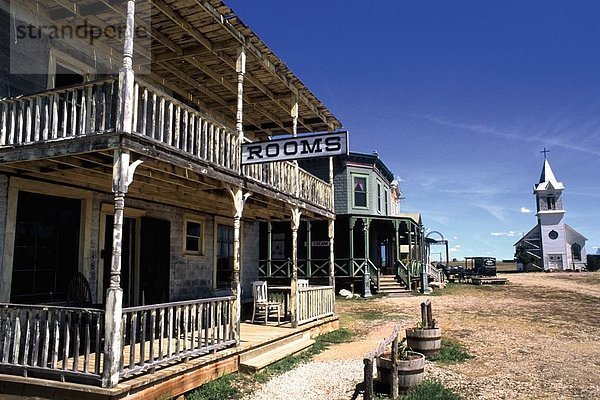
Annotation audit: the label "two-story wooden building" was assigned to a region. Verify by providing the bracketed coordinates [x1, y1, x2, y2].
[260, 152, 425, 293]
[0, 0, 341, 397]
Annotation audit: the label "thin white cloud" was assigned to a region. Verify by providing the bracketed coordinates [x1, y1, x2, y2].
[415, 114, 600, 157]
[477, 203, 509, 223]
[490, 231, 518, 237]
[520, 207, 531, 213]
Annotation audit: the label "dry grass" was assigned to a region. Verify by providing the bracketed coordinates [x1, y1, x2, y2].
[331, 271, 600, 399]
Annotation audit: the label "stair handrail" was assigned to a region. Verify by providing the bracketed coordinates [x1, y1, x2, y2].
[396, 259, 410, 289]
[366, 259, 380, 292]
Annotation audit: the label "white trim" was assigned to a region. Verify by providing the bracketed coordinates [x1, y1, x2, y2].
[183, 214, 206, 256]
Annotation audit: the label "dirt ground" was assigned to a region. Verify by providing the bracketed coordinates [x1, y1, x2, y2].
[316, 272, 600, 399]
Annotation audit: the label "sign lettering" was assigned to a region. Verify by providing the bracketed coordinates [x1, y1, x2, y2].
[241, 131, 348, 165]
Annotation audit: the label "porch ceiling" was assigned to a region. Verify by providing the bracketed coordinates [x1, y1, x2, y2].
[0, 134, 332, 220]
[26, 0, 342, 138]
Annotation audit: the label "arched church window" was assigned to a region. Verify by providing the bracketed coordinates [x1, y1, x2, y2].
[571, 243, 582, 261]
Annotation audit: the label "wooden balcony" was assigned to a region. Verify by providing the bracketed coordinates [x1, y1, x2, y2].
[0, 78, 333, 212]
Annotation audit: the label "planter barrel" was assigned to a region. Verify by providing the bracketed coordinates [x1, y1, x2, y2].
[405, 327, 442, 356]
[376, 351, 425, 393]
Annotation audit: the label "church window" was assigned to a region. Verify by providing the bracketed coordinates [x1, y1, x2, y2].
[546, 196, 556, 210]
[571, 243, 582, 261]
[548, 230, 558, 240]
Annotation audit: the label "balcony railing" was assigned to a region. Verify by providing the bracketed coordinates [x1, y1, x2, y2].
[0, 78, 332, 211]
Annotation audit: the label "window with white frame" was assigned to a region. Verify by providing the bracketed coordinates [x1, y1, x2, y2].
[184, 217, 204, 255]
[353, 175, 368, 208]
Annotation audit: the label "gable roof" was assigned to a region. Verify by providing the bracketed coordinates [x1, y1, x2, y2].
[565, 224, 588, 242]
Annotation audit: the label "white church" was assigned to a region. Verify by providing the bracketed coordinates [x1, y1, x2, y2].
[514, 155, 587, 271]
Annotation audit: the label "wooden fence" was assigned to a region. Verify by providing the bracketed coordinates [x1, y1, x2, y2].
[363, 324, 403, 400]
[119, 296, 236, 378]
[296, 286, 335, 325]
[0, 304, 104, 384]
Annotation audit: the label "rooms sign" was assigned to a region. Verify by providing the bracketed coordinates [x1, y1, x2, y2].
[241, 131, 348, 165]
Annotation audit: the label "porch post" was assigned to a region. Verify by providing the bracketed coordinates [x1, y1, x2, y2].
[267, 222, 272, 277]
[228, 187, 249, 344]
[236, 46, 246, 171]
[306, 221, 312, 277]
[328, 219, 335, 287]
[363, 218, 370, 263]
[290, 207, 302, 328]
[291, 99, 300, 200]
[349, 217, 354, 275]
[328, 155, 335, 288]
[394, 221, 400, 272]
[408, 222, 413, 262]
[103, 1, 136, 388]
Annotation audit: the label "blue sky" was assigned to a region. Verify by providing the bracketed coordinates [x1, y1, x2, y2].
[226, 0, 600, 260]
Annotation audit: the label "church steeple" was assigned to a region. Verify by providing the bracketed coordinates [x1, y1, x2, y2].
[536, 159, 564, 191]
[534, 156, 565, 215]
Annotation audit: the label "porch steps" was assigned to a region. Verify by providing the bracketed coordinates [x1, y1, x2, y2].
[239, 332, 315, 372]
[377, 275, 412, 296]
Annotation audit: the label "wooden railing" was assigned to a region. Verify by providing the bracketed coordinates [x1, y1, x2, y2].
[131, 81, 240, 172]
[119, 296, 235, 378]
[0, 79, 118, 146]
[0, 304, 104, 384]
[298, 168, 333, 210]
[363, 324, 403, 400]
[242, 140, 333, 211]
[0, 78, 332, 211]
[297, 286, 335, 325]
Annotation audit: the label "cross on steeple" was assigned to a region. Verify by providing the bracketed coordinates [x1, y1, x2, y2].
[540, 148, 550, 159]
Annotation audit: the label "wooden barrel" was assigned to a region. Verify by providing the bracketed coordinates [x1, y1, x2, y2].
[405, 327, 442, 356]
[376, 351, 425, 393]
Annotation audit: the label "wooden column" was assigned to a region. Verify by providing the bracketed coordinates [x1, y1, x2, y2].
[363, 218, 370, 263]
[328, 219, 335, 288]
[103, 1, 136, 389]
[306, 221, 312, 277]
[291, 99, 299, 197]
[290, 207, 302, 328]
[348, 217, 356, 271]
[228, 187, 249, 344]
[235, 47, 246, 172]
[394, 221, 401, 274]
[328, 154, 335, 288]
[267, 222, 272, 277]
[408, 222, 413, 261]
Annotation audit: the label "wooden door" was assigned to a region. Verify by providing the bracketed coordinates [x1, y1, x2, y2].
[140, 217, 170, 304]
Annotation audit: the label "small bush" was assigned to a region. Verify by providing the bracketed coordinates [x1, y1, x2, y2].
[401, 380, 461, 400]
[428, 337, 472, 364]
